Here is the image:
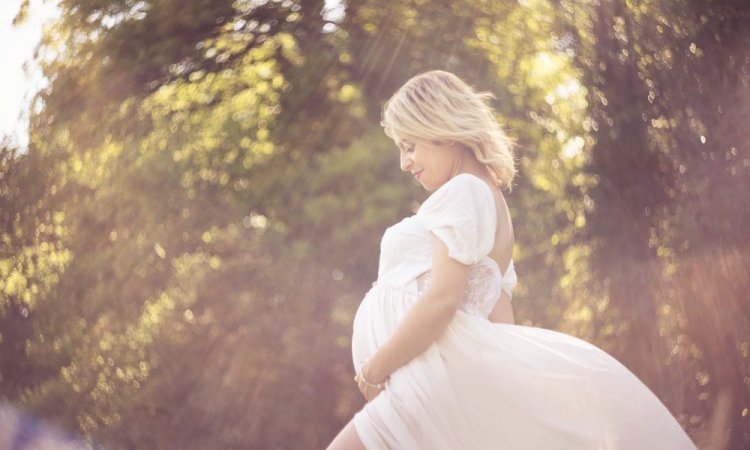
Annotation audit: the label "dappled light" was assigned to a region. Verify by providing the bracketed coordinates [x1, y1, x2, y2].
[1, 0, 748, 448]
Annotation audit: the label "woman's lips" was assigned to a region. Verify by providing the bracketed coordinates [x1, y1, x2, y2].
[414, 170, 423, 180]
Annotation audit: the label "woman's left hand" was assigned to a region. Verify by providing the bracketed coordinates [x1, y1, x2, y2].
[354, 372, 383, 402]
[354, 361, 388, 402]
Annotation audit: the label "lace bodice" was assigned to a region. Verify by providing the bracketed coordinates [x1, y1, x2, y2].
[374, 174, 517, 319]
[416, 260, 516, 318]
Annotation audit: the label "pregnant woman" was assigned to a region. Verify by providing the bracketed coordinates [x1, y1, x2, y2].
[327, 70, 697, 449]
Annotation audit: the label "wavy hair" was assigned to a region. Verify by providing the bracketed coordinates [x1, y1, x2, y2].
[381, 70, 517, 190]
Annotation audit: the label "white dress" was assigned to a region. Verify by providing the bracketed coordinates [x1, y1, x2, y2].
[350, 173, 697, 450]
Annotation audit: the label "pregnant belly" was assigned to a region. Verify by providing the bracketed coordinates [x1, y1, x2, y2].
[351, 283, 417, 370]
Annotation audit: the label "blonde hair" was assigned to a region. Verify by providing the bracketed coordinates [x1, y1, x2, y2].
[380, 70, 517, 190]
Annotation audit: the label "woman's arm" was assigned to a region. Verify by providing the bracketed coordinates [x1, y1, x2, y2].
[361, 235, 470, 384]
[488, 292, 515, 324]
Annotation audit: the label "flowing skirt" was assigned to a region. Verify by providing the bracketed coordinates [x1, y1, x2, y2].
[351, 283, 698, 450]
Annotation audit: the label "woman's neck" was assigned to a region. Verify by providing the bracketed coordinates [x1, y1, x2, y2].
[451, 151, 496, 188]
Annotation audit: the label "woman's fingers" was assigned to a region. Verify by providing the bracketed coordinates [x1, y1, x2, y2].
[367, 388, 382, 402]
[355, 372, 384, 401]
[355, 373, 367, 397]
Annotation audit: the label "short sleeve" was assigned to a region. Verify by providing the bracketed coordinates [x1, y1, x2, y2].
[414, 174, 497, 265]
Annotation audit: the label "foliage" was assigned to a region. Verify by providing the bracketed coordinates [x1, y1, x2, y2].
[2, 0, 747, 448]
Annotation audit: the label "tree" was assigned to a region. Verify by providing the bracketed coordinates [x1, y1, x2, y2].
[9, 0, 744, 447]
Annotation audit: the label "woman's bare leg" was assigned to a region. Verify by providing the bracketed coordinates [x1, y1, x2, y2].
[326, 418, 367, 450]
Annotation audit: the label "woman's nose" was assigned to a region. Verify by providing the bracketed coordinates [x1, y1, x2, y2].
[400, 152, 412, 172]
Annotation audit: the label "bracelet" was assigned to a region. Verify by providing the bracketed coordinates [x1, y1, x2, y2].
[359, 361, 389, 390]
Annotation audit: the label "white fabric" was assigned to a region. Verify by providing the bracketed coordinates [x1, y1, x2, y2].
[414, 173, 497, 266]
[350, 173, 697, 449]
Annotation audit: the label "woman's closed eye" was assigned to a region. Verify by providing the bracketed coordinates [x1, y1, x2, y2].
[401, 143, 415, 153]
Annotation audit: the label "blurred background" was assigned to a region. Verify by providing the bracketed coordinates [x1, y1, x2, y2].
[0, 0, 748, 448]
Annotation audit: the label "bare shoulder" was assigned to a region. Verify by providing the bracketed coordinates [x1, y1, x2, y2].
[489, 186, 515, 269]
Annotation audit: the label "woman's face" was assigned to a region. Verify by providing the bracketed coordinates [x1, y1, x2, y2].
[397, 138, 464, 191]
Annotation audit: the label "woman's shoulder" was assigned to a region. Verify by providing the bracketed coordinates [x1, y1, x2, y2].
[416, 173, 497, 223]
[414, 173, 499, 265]
[423, 173, 494, 207]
